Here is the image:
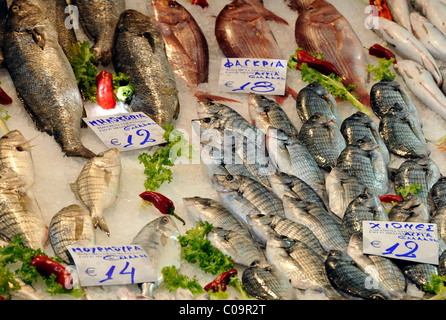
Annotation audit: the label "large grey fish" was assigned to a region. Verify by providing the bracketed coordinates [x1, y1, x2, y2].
[208, 227, 266, 267]
[397, 260, 438, 291]
[394, 157, 441, 211]
[294, 0, 370, 107]
[0, 130, 35, 193]
[373, 17, 442, 86]
[342, 189, 389, 239]
[212, 174, 284, 224]
[246, 213, 326, 257]
[248, 94, 299, 140]
[283, 195, 349, 253]
[72, 0, 125, 65]
[325, 250, 392, 300]
[113, 9, 179, 127]
[183, 196, 251, 237]
[242, 260, 297, 300]
[370, 79, 422, 128]
[132, 216, 181, 296]
[347, 234, 409, 300]
[48, 204, 96, 264]
[379, 104, 430, 159]
[265, 234, 341, 299]
[0, 165, 48, 250]
[295, 82, 342, 128]
[334, 137, 389, 196]
[387, 0, 412, 31]
[388, 193, 430, 223]
[340, 111, 390, 165]
[267, 128, 326, 196]
[411, 0, 446, 37]
[325, 168, 368, 219]
[298, 113, 346, 172]
[3, 0, 95, 159]
[70, 148, 121, 235]
[268, 171, 328, 210]
[410, 12, 446, 62]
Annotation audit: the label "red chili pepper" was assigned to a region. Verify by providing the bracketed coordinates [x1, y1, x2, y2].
[369, 0, 393, 21]
[0, 87, 12, 105]
[379, 194, 403, 203]
[295, 50, 341, 77]
[96, 71, 116, 110]
[139, 191, 186, 225]
[204, 268, 238, 292]
[369, 44, 397, 63]
[190, 0, 209, 8]
[30, 254, 73, 290]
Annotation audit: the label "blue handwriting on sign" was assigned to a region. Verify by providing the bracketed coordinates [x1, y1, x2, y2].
[230, 81, 276, 94]
[124, 129, 156, 148]
[224, 58, 286, 69]
[99, 261, 135, 284]
[382, 241, 419, 259]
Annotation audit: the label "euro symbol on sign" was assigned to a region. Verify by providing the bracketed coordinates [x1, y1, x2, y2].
[86, 267, 97, 277]
[371, 240, 381, 248]
[225, 81, 234, 88]
[111, 138, 121, 146]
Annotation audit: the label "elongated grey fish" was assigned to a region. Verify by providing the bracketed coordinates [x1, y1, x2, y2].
[265, 234, 341, 299]
[246, 213, 326, 257]
[4, 0, 95, 158]
[394, 157, 441, 211]
[325, 250, 392, 300]
[334, 137, 389, 196]
[0, 130, 35, 193]
[71, 148, 121, 235]
[347, 234, 409, 300]
[295, 82, 342, 128]
[283, 195, 349, 253]
[410, 12, 446, 62]
[208, 227, 266, 267]
[49, 204, 96, 264]
[183, 196, 251, 237]
[411, 0, 446, 37]
[73, 0, 125, 65]
[342, 189, 389, 239]
[298, 113, 346, 172]
[213, 174, 284, 224]
[242, 260, 297, 300]
[0, 165, 48, 250]
[388, 193, 430, 223]
[340, 111, 390, 165]
[113, 9, 179, 127]
[132, 216, 181, 296]
[387, 0, 411, 30]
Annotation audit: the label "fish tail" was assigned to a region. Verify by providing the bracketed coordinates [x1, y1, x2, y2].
[92, 212, 110, 236]
[64, 145, 97, 159]
[194, 91, 241, 104]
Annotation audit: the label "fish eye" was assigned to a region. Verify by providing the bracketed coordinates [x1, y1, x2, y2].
[227, 4, 235, 9]
[11, 5, 20, 13]
[307, 6, 314, 11]
[161, 216, 170, 224]
[16, 146, 24, 152]
[125, 11, 133, 17]
[202, 117, 211, 123]
[168, 1, 177, 7]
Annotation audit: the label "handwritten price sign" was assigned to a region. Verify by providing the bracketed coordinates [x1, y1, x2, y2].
[83, 112, 166, 152]
[67, 245, 157, 287]
[218, 58, 288, 96]
[362, 221, 440, 265]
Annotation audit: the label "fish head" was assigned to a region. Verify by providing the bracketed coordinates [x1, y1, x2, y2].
[266, 233, 296, 250]
[94, 148, 121, 169]
[245, 213, 275, 239]
[300, 0, 340, 24]
[218, 0, 260, 23]
[0, 129, 31, 151]
[6, 0, 46, 31]
[212, 174, 242, 193]
[151, 0, 190, 25]
[355, 136, 379, 152]
[117, 9, 158, 38]
[248, 94, 273, 127]
[306, 81, 329, 97]
[183, 196, 212, 221]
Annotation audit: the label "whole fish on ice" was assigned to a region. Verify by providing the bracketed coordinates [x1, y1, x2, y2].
[387, 0, 411, 31]
[410, 12, 446, 62]
[71, 148, 121, 236]
[388, 193, 430, 223]
[410, 0, 446, 37]
[294, 0, 371, 107]
[3, 0, 95, 158]
[113, 9, 180, 127]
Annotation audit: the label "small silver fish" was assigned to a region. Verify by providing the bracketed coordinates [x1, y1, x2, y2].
[71, 148, 121, 235]
[132, 216, 181, 296]
[49, 204, 96, 264]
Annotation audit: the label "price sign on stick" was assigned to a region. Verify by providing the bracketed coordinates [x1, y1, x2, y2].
[362, 221, 440, 265]
[83, 112, 166, 152]
[67, 245, 157, 287]
[218, 58, 288, 96]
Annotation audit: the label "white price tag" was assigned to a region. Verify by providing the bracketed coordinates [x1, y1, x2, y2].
[362, 221, 439, 265]
[67, 244, 158, 287]
[218, 58, 288, 96]
[83, 112, 166, 152]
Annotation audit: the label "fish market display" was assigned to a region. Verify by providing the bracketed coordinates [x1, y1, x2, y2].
[1, 0, 446, 302]
[73, 0, 126, 65]
[70, 148, 121, 235]
[3, 0, 95, 159]
[112, 9, 180, 127]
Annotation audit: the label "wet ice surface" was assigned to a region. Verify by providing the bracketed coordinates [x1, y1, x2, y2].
[0, 0, 444, 300]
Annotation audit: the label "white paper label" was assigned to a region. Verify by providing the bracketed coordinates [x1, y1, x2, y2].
[218, 58, 288, 96]
[67, 244, 158, 287]
[83, 112, 166, 152]
[362, 221, 439, 265]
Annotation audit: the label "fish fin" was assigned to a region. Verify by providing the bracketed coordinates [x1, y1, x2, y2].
[92, 213, 110, 236]
[103, 170, 112, 186]
[64, 145, 96, 159]
[70, 182, 81, 199]
[257, 7, 289, 25]
[17, 134, 40, 151]
[194, 91, 241, 104]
